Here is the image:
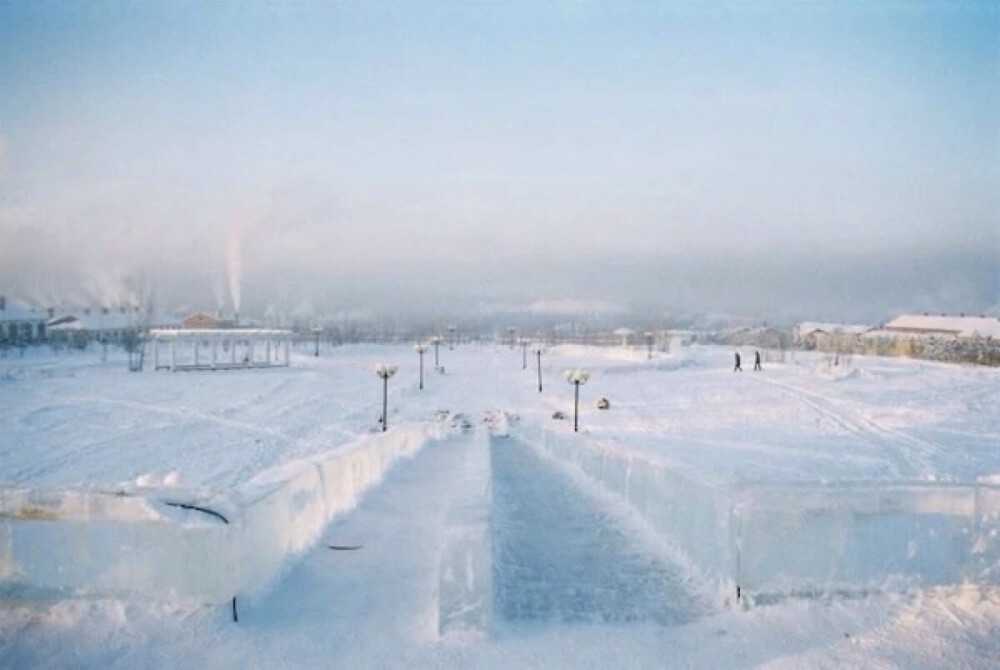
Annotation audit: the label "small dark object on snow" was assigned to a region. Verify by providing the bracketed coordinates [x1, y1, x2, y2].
[328, 545, 363, 551]
[551, 410, 566, 420]
[164, 501, 229, 524]
[595, 397, 610, 410]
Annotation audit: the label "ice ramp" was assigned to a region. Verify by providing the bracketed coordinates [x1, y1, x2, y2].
[0, 423, 446, 605]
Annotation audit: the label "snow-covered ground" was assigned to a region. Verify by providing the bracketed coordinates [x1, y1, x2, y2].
[1, 343, 999, 668]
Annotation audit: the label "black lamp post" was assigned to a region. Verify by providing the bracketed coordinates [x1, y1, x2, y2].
[374, 364, 398, 431]
[312, 326, 322, 357]
[414, 344, 427, 390]
[564, 369, 590, 433]
[645, 331, 654, 360]
[535, 347, 544, 392]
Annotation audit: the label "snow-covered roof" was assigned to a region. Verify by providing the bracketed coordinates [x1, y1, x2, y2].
[795, 322, 871, 336]
[0, 299, 47, 323]
[884, 315, 1000, 339]
[47, 317, 83, 332]
[150, 328, 292, 340]
[47, 311, 137, 332]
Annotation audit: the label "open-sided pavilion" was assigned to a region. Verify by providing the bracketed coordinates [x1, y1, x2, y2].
[149, 329, 293, 371]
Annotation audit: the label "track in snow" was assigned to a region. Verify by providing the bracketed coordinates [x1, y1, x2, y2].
[490, 437, 700, 629]
[751, 374, 940, 477]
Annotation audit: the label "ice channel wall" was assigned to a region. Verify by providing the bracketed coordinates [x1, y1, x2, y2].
[0, 423, 445, 604]
[526, 424, 1000, 598]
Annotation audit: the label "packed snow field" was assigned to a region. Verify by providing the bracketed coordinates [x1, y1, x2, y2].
[1, 342, 999, 668]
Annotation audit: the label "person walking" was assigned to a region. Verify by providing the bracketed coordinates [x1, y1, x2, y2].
[734, 351, 742, 372]
[754, 350, 762, 371]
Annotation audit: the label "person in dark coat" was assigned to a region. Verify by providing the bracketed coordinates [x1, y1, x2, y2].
[734, 352, 742, 372]
[754, 350, 762, 371]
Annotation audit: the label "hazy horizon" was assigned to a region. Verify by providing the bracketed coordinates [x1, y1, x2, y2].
[1, 1, 997, 324]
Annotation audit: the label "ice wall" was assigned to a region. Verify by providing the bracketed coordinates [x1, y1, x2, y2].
[0, 423, 446, 604]
[525, 424, 1000, 600]
[235, 423, 446, 598]
[528, 426, 732, 587]
[0, 487, 240, 602]
[733, 482, 1000, 596]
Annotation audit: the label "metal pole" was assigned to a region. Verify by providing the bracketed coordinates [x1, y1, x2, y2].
[419, 349, 424, 390]
[314, 331, 319, 357]
[434, 341, 439, 368]
[537, 350, 542, 392]
[522, 341, 527, 369]
[382, 376, 388, 431]
[573, 381, 580, 432]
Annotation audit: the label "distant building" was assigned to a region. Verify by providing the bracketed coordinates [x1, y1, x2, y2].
[182, 311, 221, 330]
[794, 322, 872, 350]
[613, 327, 635, 347]
[0, 296, 47, 343]
[46, 306, 141, 346]
[881, 314, 1000, 340]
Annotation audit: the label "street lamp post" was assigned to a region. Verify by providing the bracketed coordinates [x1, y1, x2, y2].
[564, 369, 590, 433]
[447, 326, 457, 350]
[312, 326, 322, 357]
[535, 347, 544, 392]
[644, 331, 654, 360]
[520, 338, 528, 370]
[430, 335, 442, 369]
[414, 344, 427, 390]
[507, 326, 516, 349]
[374, 364, 398, 431]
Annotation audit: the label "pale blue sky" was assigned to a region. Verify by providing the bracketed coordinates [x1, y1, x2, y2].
[0, 1, 997, 319]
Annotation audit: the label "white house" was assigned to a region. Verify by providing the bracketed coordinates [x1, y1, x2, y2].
[47, 307, 141, 345]
[0, 296, 48, 343]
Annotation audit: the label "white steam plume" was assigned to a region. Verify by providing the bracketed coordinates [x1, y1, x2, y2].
[226, 227, 242, 315]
